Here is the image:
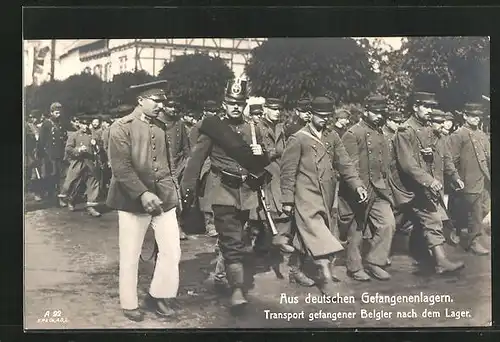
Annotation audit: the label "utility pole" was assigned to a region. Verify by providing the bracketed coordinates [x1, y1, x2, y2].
[134, 39, 138, 72]
[50, 39, 56, 81]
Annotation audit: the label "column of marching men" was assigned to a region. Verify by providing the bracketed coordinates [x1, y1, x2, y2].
[24, 79, 490, 322]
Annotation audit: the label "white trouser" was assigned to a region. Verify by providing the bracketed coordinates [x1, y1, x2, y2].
[118, 208, 181, 310]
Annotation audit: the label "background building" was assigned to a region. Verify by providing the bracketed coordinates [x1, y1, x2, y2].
[24, 38, 268, 86]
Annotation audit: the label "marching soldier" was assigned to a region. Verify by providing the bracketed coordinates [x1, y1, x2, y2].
[250, 97, 297, 276]
[37, 102, 66, 204]
[382, 110, 408, 143]
[58, 121, 102, 217]
[107, 80, 183, 322]
[159, 95, 192, 240]
[188, 100, 220, 238]
[340, 94, 396, 281]
[280, 96, 367, 295]
[393, 92, 465, 274]
[181, 78, 269, 310]
[284, 97, 312, 139]
[447, 103, 490, 255]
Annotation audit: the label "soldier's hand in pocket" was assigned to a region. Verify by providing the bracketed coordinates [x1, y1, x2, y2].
[140, 191, 163, 215]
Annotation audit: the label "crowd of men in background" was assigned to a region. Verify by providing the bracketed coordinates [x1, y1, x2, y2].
[24, 81, 491, 320]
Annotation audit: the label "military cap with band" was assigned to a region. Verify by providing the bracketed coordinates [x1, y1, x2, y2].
[443, 111, 455, 121]
[296, 97, 311, 112]
[264, 97, 284, 110]
[385, 110, 407, 123]
[311, 96, 334, 116]
[129, 80, 168, 101]
[164, 94, 181, 108]
[224, 78, 248, 103]
[429, 108, 447, 122]
[204, 100, 219, 112]
[249, 104, 264, 116]
[50, 102, 62, 111]
[364, 94, 387, 113]
[463, 102, 485, 116]
[413, 91, 438, 106]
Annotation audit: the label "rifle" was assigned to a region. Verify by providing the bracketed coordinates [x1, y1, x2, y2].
[249, 121, 278, 236]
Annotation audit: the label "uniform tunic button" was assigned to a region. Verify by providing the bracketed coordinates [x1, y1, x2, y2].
[153, 156, 157, 161]
[152, 135, 155, 139]
[154, 168, 158, 172]
[153, 146, 156, 150]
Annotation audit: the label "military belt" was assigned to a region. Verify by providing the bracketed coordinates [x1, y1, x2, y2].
[211, 166, 248, 188]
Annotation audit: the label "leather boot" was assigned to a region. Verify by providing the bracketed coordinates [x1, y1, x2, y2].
[315, 259, 339, 296]
[226, 263, 248, 308]
[432, 244, 465, 274]
[288, 253, 315, 287]
[86, 206, 101, 217]
[328, 257, 340, 282]
[468, 238, 489, 256]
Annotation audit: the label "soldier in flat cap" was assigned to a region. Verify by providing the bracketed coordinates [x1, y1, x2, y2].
[188, 99, 221, 238]
[332, 108, 352, 138]
[106, 80, 182, 322]
[393, 92, 465, 274]
[157, 94, 191, 240]
[249, 97, 298, 278]
[36, 102, 66, 204]
[181, 78, 269, 310]
[249, 104, 264, 125]
[284, 97, 312, 140]
[57, 119, 102, 216]
[281, 96, 367, 295]
[340, 94, 396, 281]
[446, 103, 490, 255]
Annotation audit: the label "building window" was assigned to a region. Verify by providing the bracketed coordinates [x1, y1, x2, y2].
[83, 67, 91, 74]
[93, 64, 103, 79]
[104, 62, 112, 82]
[119, 56, 128, 73]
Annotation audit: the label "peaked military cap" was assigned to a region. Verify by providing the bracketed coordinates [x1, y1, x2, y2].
[204, 100, 219, 112]
[311, 96, 334, 116]
[413, 91, 438, 106]
[386, 110, 407, 123]
[264, 97, 284, 110]
[443, 111, 455, 121]
[50, 102, 62, 111]
[224, 78, 248, 103]
[463, 102, 485, 116]
[364, 94, 387, 113]
[129, 80, 168, 101]
[296, 97, 311, 112]
[429, 108, 447, 122]
[249, 104, 264, 116]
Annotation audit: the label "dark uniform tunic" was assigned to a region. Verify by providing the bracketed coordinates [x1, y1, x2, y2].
[280, 124, 363, 258]
[60, 129, 101, 205]
[37, 118, 66, 196]
[181, 117, 264, 264]
[447, 126, 490, 242]
[25, 122, 39, 182]
[163, 118, 191, 180]
[106, 108, 179, 214]
[393, 116, 460, 249]
[340, 120, 395, 272]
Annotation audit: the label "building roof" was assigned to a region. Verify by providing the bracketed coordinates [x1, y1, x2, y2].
[59, 39, 104, 58]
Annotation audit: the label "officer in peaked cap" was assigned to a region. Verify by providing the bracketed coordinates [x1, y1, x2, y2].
[392, 91, 466, 274]
[280, 95, 367, 295]
[332, 108, 351, 138]
[383, 110, 408, 141]
[284, 97, 312, 139]
[181, 77, 269, 310]
[446, 101, 490, 255]
[204, 100, 220, 115]
[106, 79, 184, 322]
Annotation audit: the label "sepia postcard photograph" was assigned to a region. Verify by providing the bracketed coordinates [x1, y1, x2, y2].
[23, 34, 491, 330]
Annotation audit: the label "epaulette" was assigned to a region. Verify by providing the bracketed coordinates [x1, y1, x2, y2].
[117, 113, 136, 124]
